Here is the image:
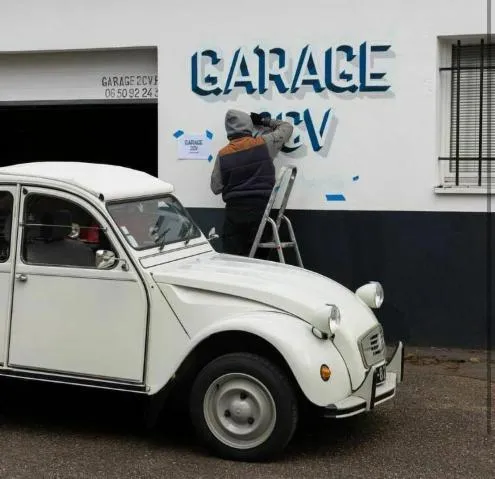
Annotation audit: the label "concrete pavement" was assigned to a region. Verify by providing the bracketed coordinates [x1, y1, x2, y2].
[0, 350, 493, 478]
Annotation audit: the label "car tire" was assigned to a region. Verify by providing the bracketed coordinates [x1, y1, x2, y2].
[189, 352, 298, 462]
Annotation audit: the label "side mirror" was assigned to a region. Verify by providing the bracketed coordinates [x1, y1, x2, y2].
[207, 227, 219, 241]
[96, 250, 117, 270]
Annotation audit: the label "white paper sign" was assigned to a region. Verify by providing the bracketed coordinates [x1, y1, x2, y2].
[177, 134, 211, 160]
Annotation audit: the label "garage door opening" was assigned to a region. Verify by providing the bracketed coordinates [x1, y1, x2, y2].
[0, 103, 158, 177]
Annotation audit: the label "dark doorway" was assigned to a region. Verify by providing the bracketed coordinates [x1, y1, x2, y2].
[0, 103, 158, 176]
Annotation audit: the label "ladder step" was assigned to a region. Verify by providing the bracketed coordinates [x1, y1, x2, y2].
[248, 165, 303, 268]
[258, 241, 296, 249]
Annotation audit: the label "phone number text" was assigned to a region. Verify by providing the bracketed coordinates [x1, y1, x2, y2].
[104, 87, 158, 99]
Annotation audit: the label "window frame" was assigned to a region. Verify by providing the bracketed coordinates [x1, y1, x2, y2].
[437, 37, 495, 192]
[19, 189, 120, 270]
[0, 190, 15, 264]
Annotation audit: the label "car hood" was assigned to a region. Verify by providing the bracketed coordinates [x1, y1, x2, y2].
[149, 252, 378, 337]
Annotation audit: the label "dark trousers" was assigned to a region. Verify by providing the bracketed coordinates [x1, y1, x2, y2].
[222, 196, 271, 259]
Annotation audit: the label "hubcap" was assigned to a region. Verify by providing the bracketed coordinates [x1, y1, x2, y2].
[203, 373, 277, 449]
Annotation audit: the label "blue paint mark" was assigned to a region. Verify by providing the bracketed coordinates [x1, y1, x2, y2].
[173, 130, 184, 138]
[208, 155, 213, 162]
[206, 130, 213, 140]
[326, 194, 346, 201]
[352, 175, 359, 182]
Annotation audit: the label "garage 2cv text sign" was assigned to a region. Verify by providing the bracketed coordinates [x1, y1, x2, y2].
[191, 43, 392, 153]
[100, 74, 158, 100]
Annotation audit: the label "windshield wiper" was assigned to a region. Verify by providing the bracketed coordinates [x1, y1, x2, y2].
[157, 227, 171, 251]
[183, 221, 197, 246]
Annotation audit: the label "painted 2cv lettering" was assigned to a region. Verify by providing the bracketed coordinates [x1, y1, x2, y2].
[0, 162, 403, 461]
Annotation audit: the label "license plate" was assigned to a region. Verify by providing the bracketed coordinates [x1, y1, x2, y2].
[375, 365, 386, 384]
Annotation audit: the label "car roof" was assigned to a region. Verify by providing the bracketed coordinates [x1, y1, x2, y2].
[0, 162, 174, 201]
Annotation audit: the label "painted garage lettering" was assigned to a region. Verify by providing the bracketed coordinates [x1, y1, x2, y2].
[101, 75, 159, 87]
[190, 43, 392, 154]
[191, 43, 391, 96]
[253, 109, 332, 153]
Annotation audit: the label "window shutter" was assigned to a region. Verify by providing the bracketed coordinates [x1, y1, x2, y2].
[449, 41, 495, 185]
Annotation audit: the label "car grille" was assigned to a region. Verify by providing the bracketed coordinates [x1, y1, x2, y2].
[359, 325, 386, 367]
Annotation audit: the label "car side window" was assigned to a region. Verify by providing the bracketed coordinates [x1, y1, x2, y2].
[22, 194, 117, 269]
[0, 191, 14, 262]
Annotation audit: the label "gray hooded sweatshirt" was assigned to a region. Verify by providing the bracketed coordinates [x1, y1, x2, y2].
[210, 110, 293, 201]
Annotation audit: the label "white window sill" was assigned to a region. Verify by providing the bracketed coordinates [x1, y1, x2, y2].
[434, 185, 495, 195]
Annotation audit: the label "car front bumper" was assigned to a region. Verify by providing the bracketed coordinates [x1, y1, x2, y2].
[322, 341, 404, 419]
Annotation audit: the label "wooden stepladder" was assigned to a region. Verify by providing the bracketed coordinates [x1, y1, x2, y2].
[248, 165, 303, 267]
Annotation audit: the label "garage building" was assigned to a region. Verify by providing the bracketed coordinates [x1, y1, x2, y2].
[0, 0, 493, 349]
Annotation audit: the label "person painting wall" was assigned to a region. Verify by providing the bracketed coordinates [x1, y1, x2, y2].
[210, 109, 293, 257]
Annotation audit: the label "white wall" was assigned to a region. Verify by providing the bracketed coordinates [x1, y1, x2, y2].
[0, 0, 492, 212]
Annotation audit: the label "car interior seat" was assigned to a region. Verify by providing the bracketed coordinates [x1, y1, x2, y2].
[26, 210, 96, 268]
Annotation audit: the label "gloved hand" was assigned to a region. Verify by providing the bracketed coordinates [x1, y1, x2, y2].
[250, 112, 263, 125]
[250, 112, 270, 126]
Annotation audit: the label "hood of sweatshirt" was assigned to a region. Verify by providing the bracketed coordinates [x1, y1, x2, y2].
[225, 109, 253, 140]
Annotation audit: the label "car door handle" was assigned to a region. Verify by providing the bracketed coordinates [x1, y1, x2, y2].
[16, 274, 27, 282]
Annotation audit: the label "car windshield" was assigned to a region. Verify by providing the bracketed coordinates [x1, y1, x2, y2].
[107, 195, 201, 250]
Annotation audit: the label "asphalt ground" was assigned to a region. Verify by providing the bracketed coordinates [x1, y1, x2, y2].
[0, 351, 493, 479]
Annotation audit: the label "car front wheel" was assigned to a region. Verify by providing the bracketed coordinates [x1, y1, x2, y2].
[189, 352, 298, 462]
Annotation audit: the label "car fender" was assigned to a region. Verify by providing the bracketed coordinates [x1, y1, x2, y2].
[186, 311, 352, 407]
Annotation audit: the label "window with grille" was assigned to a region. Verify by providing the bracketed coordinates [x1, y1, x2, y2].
[439, 40, 494, 188]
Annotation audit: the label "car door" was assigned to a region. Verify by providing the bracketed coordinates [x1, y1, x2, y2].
[8, 186, 148, 383]
[0, 186, 18, 364]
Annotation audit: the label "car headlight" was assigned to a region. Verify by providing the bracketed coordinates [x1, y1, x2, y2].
[312, 304, 341, 339]
[355, 281, 384, 309]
